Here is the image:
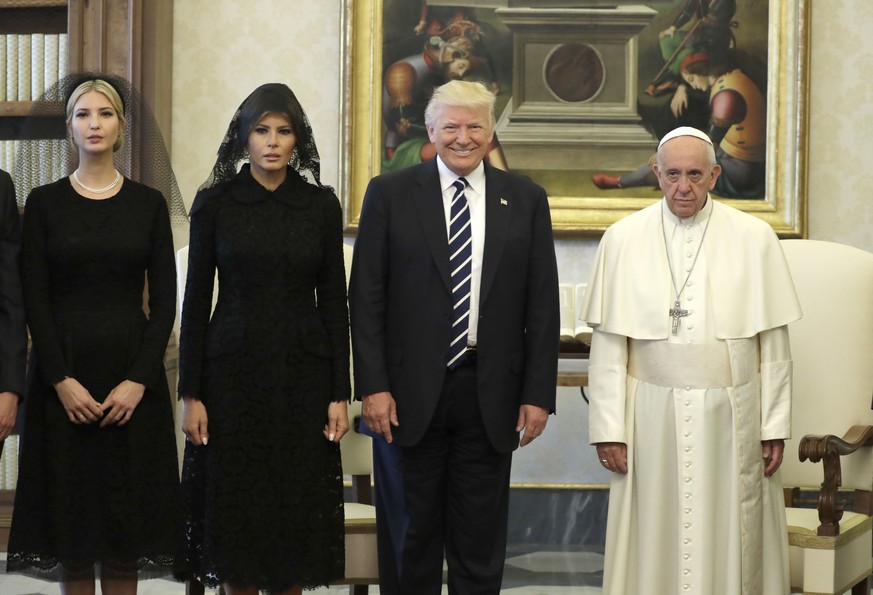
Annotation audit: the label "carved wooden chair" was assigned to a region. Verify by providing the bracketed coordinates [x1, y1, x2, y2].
[780, 239, 873, 595]
[179, 243, 378, 595]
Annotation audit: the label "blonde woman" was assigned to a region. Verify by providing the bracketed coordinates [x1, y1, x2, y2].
[7, 75, 180, 594]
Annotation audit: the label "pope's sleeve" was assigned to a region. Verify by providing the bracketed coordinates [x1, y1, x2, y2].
[588, 328, 629, 445]
[759, 325, 792, 440]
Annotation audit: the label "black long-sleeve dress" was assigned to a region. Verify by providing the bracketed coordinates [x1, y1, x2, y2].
[178, 165, 349, 591]
[7, 178, 181, 578]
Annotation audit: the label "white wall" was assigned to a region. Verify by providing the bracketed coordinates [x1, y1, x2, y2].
[807, 0, 873, 249]
[170, 0, 873, 483]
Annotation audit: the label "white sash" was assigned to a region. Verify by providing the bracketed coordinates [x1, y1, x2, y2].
[628, 340, 733, 388]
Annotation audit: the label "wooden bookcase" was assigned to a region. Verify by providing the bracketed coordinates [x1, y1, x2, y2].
[0, 0, 175, 552]
[0, 0, 174, 143]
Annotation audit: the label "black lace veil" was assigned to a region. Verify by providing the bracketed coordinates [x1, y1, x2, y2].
[199, 82, 331, 193]
[12, 71, 188, 227]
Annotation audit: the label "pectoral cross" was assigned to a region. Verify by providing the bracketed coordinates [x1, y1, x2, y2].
[669, 300, 688, 335]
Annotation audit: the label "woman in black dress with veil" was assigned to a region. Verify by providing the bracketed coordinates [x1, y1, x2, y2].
[7, 75, 182, 593]
[178, 83, 350, 595]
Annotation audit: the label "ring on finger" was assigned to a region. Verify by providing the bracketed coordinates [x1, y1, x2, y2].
[600, 458, 608, 465]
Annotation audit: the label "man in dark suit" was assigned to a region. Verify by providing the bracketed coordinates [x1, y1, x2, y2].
[0, 169, 27, 458]
[349, 80, 559, 594]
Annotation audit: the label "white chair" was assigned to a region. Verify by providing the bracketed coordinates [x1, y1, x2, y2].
[780, 239, 873, 595]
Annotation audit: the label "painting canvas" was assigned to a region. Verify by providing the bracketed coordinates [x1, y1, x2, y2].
[341, 0, 808, 237]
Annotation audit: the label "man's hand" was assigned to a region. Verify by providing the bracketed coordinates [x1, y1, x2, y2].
[671, 84, 689, 118]
[363, 391, 399, 443]
[659, 25, 677, 40]
[762, 439, 785, 477]
[0, 391, 18, 441]
[596, 442, 628, 475]
[517, 404, 549, 447]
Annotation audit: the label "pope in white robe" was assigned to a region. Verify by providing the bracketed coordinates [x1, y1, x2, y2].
[581, 127, 801, 595]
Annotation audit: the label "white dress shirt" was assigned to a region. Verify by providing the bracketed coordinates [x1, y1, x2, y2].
[436, 156, 485, 345]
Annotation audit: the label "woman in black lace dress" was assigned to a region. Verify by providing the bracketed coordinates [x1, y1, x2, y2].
[178, 83, 350, 595]
[7, 76, 181, 592]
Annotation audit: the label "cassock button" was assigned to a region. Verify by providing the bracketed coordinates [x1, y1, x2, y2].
[684, 477, 692, 483]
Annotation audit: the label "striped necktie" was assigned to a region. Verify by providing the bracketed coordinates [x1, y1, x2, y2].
[447, 177, 472, 369]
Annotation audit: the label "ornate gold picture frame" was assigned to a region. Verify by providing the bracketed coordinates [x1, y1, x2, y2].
[340, 0, 809, 238]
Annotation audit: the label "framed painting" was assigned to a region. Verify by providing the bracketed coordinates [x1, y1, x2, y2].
[340, 0, 809, 237]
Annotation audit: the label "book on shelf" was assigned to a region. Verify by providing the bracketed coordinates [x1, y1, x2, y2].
[30, 33, 44, 101]
[44, 32, 59, 91]
[0, 434, 18, 491]
[17, 33, 31, 101]
[1, 33, 69, 105]
[0, 35, 6, 102]
[1, 138, 68, 202]
[5, 35, 17, 101]
[559, 282, 594, 353]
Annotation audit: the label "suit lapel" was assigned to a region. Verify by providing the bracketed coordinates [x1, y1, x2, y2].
[480, 163, 510, 305]
[414, 160, 452, 292]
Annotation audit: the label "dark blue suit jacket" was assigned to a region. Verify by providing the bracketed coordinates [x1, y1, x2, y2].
[349, 158, 559, 453]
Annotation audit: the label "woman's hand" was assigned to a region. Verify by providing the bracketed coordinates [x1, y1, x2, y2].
[182, 397, 209, 446]
[99, 379, 145, 427]
[54, 377, 103, 425]
[324, 401, 350, 442]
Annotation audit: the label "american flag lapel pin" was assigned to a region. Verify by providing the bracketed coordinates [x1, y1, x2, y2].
[500, 198, 508, 206]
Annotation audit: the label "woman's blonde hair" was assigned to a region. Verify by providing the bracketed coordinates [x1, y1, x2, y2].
[65, 79, 126, 152]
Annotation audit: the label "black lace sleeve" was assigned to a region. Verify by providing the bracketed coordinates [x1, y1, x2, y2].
[316, 190, 351, 404]
[178, 191, 219, 400]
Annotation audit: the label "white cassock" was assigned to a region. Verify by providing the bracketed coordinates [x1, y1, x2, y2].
[581, 198, 801, 595]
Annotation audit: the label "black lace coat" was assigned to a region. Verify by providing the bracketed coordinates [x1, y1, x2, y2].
[7, 178, 180, 579]
[178, 165, 349, 591]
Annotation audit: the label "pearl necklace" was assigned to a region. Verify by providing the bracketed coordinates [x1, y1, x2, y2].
[72, 169, 121, 194]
